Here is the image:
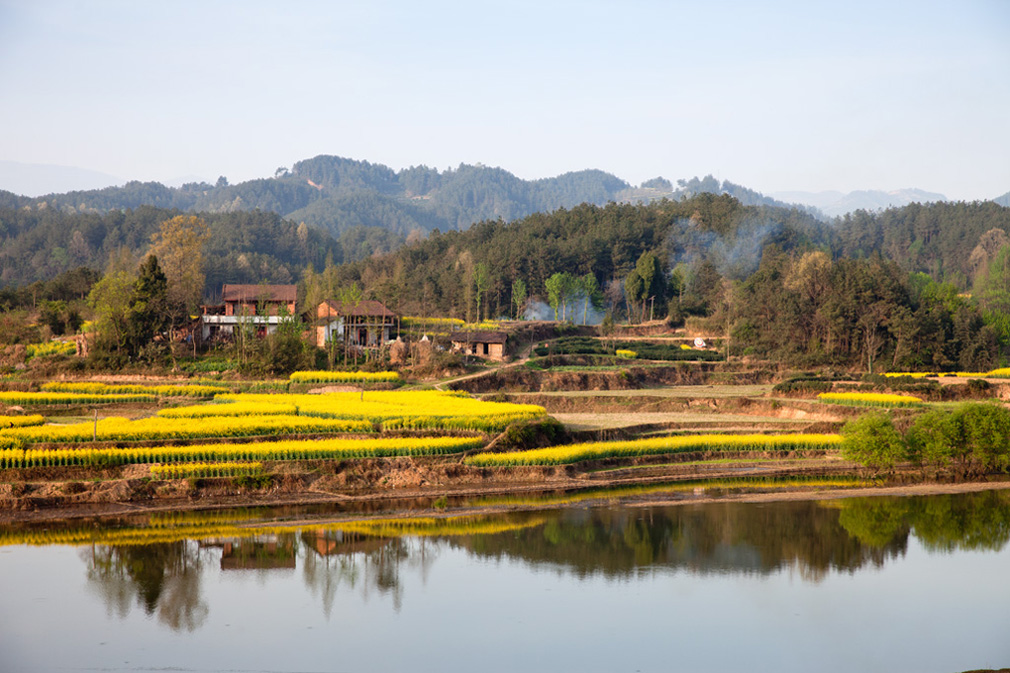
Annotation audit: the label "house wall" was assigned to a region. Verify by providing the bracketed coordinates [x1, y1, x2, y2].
[225, 300, 296, 317]
[316, 319, 345, 348]
[452, 340, 506, 361]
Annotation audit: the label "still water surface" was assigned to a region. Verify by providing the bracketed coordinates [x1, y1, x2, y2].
[1, 489, 1009, 673]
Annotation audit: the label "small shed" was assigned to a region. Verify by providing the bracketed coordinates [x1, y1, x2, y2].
[451, 331, 507, 361]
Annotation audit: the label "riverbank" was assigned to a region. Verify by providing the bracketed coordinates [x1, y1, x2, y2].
[4, 450, 1009, 524]
[3, 364, 1009, 525]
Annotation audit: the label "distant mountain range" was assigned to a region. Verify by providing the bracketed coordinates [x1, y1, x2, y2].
[0, 156, 1003, 239]
[0, 161, 124, 197]
[0, 156, 634, 241]
[771, 188, 949, 218]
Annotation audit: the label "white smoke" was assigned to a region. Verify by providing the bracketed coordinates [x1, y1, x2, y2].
[524, 299, 605, 325]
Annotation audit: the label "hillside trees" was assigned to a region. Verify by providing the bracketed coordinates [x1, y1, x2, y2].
[324, 196, 793, 321]
[474, 262, 490, 322]
[124, 255, 170, 357]
[579, 273, 602, 324]
[0, 205, 340, 291]
[624, 251, 666, 322]
[545, 273, 571, 321]
[511, 278, 527, 320]
[87, 253, 169, 364]
[148, 215, 210, 326]
[834, 201, 1010, 286]
[87, 249, 139, 359]
[972, 244, 1010, 343]
[731, 251, 1000, 370]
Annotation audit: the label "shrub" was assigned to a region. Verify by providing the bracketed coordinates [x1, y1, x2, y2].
[840, 414, 907, 471]
[772, 378, 833, 394]
[907, 403, 1010, 476]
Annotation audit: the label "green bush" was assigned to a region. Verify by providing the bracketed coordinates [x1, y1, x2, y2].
[772, 378, 833, 394]
[840, 414, 907, 471]
[533, 336, 723, 361]
[907, 403, 1010, 476]
[862, 373, 941, 396]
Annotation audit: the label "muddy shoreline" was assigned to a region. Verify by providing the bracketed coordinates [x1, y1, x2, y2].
[4, 454, 1009, 525]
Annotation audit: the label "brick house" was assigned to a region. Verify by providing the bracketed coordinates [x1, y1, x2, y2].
[315, 299, 398, 348]
[450, 331, 507, 361]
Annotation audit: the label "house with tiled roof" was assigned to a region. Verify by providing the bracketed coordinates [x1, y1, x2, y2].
[221, 284, 297, 316]
[450, 330, 507, 362]
[199, 283, 298, 344]
[315, 299, 398, 349]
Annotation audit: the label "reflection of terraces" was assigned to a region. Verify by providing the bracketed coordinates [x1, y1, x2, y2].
[212, 535, 297, 571]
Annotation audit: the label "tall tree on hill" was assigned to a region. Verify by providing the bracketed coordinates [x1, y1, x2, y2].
[973, 244, 1010, 343]
[123, 255, 170, 360]
[87, 249, 139, 360]
[148, 215, 210, 323]
[579, 273, 602, 325]
[512, 278, 527, 320]
[474, 262, 490, 322]
[624, 251, 666, 322]
[546, 272, 579, 322]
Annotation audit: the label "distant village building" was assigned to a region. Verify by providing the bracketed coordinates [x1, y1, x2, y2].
[221, 284, 297, 316]
[217, 536, 296, 571]
[450, 330, 507, 361]
[315, 299, 398, 349]
[199, 284, 298, 343]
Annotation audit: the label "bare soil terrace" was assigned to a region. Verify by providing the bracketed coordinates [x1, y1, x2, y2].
[1, 365, 1005, 524]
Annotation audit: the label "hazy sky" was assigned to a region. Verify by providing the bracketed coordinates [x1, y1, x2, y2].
[1, 0, 1008, 200]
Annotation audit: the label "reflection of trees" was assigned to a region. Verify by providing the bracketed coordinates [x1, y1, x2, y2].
[837, 490, 1010, 552]
[461, 492, 1010, 580]
[81, 541, 208, 631]
[69, 490, 1010, 626]
[458, 501, 909, 580]
[299, 531, 438, 615]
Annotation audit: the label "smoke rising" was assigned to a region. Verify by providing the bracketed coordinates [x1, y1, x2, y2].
[523, 299, 606, 325]
[665, 214, 784, 279]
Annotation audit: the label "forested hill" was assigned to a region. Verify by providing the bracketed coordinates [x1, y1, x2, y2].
[326, 196, 1010, 319]
[0, 205, 340, 292]
[326, 193, 832, 319]
[5, 156, 633, 241]
[833, 200, 1010, 286]
[670, 175, 817, 214]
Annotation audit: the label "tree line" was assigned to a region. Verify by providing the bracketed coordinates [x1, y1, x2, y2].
[5, 193, 1010, 373]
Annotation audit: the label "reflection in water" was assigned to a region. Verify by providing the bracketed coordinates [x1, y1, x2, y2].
[833, 489, 1010, 552]
[457, 501, 908, 581]
[9, 488, 1010, 630]
[300, 531, 439, 614]
[81, 541, 209, 631]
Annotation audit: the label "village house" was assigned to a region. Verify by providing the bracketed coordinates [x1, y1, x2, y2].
[221, 284, 297, 316]
[199, 284, 298, 343]
[450, 330, 508, 362]
[315, 299, 398, 349]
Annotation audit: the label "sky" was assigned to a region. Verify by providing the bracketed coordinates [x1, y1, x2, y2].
[1, 0, 1008, 200]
